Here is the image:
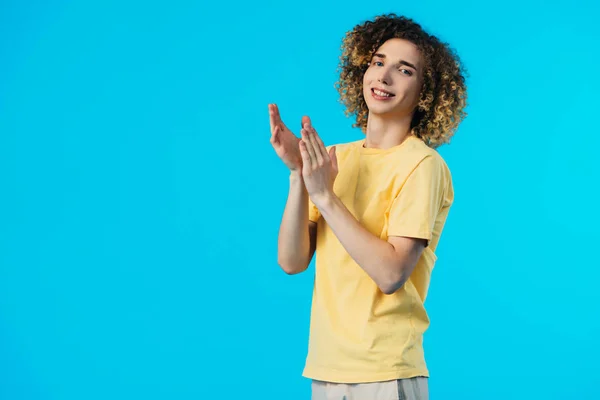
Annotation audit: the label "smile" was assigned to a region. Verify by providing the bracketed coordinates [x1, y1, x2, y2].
[371, 88, 395, 100]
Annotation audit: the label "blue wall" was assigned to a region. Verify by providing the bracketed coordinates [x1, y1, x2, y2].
[1, 0, 599, 398]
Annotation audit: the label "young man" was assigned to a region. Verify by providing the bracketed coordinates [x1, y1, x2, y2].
[269, 13, 468, 400]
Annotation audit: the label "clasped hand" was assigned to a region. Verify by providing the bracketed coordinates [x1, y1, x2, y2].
[268, 104, 338, 205]
[299, 122, 338, 205]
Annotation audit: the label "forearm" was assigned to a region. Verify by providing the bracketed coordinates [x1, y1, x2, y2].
[277, 171, 312, 274]
[313, 194, 406, 293]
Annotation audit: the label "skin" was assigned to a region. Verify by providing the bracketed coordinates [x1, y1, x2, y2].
[362, 38, 424, 149]
[269, 103, 308, 172]
[269, 104, 317, 274]
[271, 38, 429, 294]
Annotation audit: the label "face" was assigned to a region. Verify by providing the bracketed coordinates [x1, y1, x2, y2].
[362, 38, 424, 119]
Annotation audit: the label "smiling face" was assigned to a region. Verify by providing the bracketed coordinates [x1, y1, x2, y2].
[362, 38, 424, 120]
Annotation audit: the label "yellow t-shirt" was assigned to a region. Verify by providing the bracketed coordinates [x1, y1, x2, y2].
[302, 135, 454, 383]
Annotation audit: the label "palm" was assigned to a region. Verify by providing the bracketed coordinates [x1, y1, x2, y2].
[269, 104, 306, 171]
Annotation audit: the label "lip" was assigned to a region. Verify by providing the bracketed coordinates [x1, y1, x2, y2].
[371, 88, 395, 101]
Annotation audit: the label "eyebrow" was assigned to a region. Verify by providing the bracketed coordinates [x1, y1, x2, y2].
[373, 53, 418, 71]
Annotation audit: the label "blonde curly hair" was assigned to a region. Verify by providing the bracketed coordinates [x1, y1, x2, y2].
[336, 13, 468, 148]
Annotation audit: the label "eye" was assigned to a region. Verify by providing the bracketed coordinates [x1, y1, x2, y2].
[374, 61, 384, 67]
[400, 69, 413, 76]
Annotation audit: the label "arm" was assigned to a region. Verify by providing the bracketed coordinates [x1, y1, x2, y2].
[277, 171, 317, 275]
[297, 124, 445, 294]
[268, 105, 318, 275]
[314, 194, 425, 294]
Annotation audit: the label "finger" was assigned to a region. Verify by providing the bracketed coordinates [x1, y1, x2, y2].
[270, 126, 280, 145]
[269, 104, 276, 134]
[301, 115, 311, 130]
[273, 104, 284, 127]
[311, 126, 329, 160]
[301, 128, 317, 168]
[301, 128, 317, 167]
[307, 128, 325, 166]
[299, 140, 312, 171]
[307, 125, 328, 164]
[273, 104, 294, 135]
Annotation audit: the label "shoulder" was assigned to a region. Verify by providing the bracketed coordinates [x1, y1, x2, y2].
[405, 140, 453, 199]
[409, 137, 451, 175]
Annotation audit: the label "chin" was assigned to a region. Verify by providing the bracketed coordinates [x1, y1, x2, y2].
[367, 104, 397, 116]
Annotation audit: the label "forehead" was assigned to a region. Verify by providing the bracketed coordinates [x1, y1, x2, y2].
[374, 38, 422, 66]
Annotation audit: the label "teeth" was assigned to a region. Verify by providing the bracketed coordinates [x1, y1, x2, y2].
[374, 89, 391, 97]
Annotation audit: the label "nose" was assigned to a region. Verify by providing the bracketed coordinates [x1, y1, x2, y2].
[376, 68, 392, 86]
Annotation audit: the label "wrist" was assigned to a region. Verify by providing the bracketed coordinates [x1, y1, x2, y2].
[289, 170, 303, 181]
[311, 190, 336, 210]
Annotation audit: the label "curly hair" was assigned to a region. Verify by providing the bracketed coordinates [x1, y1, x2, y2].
[335, 13, 468, 148]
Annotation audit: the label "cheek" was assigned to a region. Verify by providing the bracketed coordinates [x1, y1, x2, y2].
[362, 71, 373, 94]
[405, 80, 422, 102]
[362, 80, 369, 96]
[362, 68, 372, 85]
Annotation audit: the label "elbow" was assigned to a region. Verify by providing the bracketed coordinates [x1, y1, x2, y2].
[378, 256, 416, 294]
[277, 260, 307, 275]
[378, 274, 408, 295]
[380, 282, 402, 295]
[281, 266, 305, 275]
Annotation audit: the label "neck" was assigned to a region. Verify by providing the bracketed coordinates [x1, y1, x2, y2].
[364, 112, 414, 149]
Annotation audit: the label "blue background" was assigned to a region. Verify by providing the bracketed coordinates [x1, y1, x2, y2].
[1, 0, 599, 399]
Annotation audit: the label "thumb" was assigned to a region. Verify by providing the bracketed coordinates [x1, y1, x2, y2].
[271, 126, 280, 144]
[329, 146, 338, 170]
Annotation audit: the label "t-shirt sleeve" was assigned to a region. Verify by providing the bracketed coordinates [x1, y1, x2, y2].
[387, 155, 450, 244]
[308, 196, 321, 223]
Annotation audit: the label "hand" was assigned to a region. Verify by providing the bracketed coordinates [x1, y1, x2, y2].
[269, 104, 309, 172]
[299, 121, 338, 204]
